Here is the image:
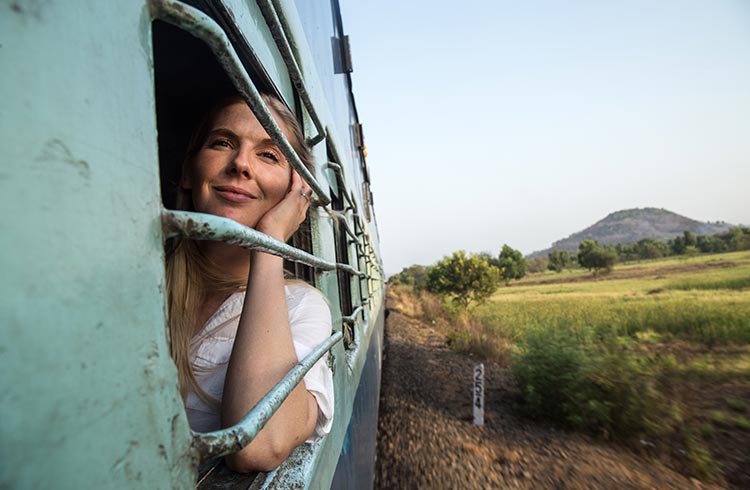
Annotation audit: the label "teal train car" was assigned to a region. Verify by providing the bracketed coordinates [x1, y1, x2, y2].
[0, 0, 385, 488]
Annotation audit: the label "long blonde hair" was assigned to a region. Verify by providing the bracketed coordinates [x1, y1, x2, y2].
[166, 93, 314, 401]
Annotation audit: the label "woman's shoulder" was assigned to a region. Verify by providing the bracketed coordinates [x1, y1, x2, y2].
[284, 281, 331, 331]
[285, 281, 327, 306]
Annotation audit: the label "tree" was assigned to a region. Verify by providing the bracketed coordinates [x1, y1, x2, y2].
[547, 249, 570, 273]
[389, 264, 430, 289]
[527, 256, 549, 273]
[669, 235, 686, 255]
[578, 240, 616, 273]
[498, 244, 528, 285]
[426, 251, 500, 308]
[637, 239, 669, 260]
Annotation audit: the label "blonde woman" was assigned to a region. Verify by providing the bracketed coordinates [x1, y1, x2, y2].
[166, 94, 333, 473]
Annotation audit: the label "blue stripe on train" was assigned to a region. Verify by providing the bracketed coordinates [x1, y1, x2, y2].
[330, 308, 385, 489]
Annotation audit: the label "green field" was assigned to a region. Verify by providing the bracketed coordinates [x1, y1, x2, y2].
[436, 250, 750, 484]
[474, 250, 750, 345]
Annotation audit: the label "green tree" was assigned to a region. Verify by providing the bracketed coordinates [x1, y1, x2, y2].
[683, 230, 696, 247]
[669, 235, 686, 255]
[578, 240, 616, 273]
[547, 249, 570, 273]
[527, 256, 549, 273]
[426, 251, 500, 308]
[389, 264, 430, 289]
[637, 239, 669, 260]
[498, 244, 528, 285]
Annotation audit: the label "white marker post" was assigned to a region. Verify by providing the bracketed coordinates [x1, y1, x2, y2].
[473, 363, 484, 426]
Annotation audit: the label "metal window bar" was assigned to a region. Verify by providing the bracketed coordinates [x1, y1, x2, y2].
[330, 210, 359, 245]
[326, 162, 356, 212]
[149, 0, 331, 206]
[341, 305, 364, 326]
[255, 0, 326, 146]
[192, 331, 343, 460]
[163, 210, 364, 278]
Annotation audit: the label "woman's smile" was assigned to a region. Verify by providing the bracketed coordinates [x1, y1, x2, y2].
[182, 101, 292, 228]
[214, 185, 258, 203]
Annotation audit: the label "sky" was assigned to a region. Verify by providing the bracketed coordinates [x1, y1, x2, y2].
[339, 0, 750, 274]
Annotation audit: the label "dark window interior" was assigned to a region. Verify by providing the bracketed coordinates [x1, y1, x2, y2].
[329, 150, 354, 346]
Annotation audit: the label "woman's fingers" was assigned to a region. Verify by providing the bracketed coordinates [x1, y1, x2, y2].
[256, 171, 312, 241]
[291, 170, 313, 205]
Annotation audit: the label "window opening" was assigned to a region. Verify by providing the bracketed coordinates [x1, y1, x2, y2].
[330, 158, 354, 347]
[150, 0, 364, 466]
[152, 19, 314, 281]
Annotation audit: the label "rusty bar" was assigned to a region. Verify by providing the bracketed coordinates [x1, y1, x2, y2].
[256, 0, 326, 146]
[162, 210, 365, 277]
[149, 0, 331, 206]
[192, 331, 344, 461]
[341, 305, 364, 326]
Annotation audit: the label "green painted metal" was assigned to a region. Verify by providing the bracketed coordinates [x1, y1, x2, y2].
[0, 1, 196, 488]
[162, 210, 364, 277]
[1, 0, 386, 488]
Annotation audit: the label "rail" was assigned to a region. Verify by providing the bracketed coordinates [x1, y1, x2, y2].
[341, 305, 364, 326]
[149, 0, 331, 205]
[192, 331, 344, 460]
[256, 0, 326, 146]
[162, 210, 365, 277]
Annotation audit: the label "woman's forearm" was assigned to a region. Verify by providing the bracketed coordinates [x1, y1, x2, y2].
[221, 251, 316, 472]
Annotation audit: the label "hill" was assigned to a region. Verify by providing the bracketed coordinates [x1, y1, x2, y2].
[531, 208, 733, 257]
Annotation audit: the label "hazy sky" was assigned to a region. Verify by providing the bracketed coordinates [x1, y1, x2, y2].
[339, 0, 750, 274]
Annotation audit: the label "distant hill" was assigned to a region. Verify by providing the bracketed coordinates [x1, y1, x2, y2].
[531, 208, 733, 257]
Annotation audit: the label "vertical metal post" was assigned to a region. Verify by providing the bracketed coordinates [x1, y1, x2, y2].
[473, 363, 484, 426]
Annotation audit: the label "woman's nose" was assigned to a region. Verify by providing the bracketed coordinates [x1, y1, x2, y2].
[227, 147, 254, 179]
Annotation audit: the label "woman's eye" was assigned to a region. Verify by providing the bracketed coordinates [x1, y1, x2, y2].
[260, 151, 280, 162]
[209, 138, 232, 149]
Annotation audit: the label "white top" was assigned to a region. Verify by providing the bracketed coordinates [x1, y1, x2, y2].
[185, 283, 334, 442]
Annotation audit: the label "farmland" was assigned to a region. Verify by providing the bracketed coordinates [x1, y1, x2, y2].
[413, 250, 750, 487]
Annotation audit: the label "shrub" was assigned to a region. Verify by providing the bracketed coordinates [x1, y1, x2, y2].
[512, 324, 680, 440]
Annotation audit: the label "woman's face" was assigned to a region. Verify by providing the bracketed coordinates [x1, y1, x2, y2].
[181, 101, 293, 229]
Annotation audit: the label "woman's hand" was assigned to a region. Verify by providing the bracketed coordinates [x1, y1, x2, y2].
[255, 170, 312, 242]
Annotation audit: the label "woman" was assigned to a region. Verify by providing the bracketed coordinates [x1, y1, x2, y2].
[166, 93, 334, 473]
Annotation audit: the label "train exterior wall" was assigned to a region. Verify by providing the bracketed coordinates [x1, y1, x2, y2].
[0, 2, 196, 488]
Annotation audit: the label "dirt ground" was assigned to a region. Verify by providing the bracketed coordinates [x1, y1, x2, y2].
[374, 289, 730, 490]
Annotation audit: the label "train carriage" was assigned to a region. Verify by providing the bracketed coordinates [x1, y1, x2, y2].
[0, 0, 384, 488]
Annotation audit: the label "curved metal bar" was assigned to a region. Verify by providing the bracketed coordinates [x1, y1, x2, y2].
[149, 0, 331, 206]
[162, 210, 365, 277]
[192, 331, 344, 461]
[256, 0, 326, 146]
[341, 305, 364, 326]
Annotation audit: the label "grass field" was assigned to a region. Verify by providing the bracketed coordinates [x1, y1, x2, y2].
[416, 250, 750, 485]
[474, 250, 750, 345]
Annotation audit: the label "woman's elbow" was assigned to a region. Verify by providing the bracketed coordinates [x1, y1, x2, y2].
[224, 438, 293, 473]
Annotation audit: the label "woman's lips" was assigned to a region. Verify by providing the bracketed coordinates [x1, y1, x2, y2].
[214, 185, 256, 203]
